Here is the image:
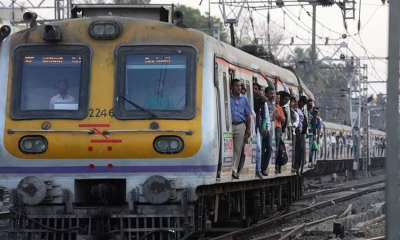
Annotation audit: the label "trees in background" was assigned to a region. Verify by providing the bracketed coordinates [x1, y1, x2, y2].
[233, 11, 285, 55]
[174, 4, 230, 44]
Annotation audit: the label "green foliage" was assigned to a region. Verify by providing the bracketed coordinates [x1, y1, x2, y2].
[175, 4, 230, 44]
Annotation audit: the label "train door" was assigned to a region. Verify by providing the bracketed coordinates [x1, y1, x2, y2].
[215, 59, 235, 179]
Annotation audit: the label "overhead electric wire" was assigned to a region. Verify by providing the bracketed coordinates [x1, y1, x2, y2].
[253, 6, 384, 95]
[280, 6, 343, 56]
[254, 9, 343, 59]
[295, 2, 386, 92]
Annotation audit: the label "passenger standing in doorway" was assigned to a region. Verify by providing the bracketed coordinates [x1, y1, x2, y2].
[253, 83, 269, 179]
[289, 96, 299, 172]
[330, 133, 337, 159]
[294, 96, 308, 175]
[230, 79, 252, 179]
[339, 132, 345, 158]
[237, 84, 247, 174]
[274, 92, 286, 173]
[276, 91, 290, 173]
[311, 108, 320, 164]
[307, 102, 316, 167]
[261, 87, 275, 176]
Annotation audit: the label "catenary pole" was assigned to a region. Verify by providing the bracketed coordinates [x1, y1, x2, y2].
[385, 0, 400, 238]
[311, 5, 316, 64]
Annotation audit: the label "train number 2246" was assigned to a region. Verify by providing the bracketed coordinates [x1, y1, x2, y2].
[88, 108, 114, 118]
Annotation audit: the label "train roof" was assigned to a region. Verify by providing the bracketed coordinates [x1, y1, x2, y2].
[323, 122, 352, 132]
[323, 121, 386, 136]
[201, 30, 315, 100]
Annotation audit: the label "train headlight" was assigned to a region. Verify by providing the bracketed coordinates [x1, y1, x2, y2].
[89, 20, 122, 40]
[156, 139, 169, 151]
[19, 136, 48, 154]
[169, 139, 180, 150]
[34, 139, 46, 151]
[153, 136, 184, 154]
[23, 139, 33, 150]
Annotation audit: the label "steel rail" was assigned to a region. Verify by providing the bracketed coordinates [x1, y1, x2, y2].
[301, 179, 386, 199]
[210, 185, 386, 240]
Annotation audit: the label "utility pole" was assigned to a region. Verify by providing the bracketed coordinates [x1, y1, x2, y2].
[216, 0, 245, 47]
[311, 5, 316, 64]
[361, 64, 370, 174]
[357, 61, 362, 174]
[385, 0, 400, 236]
[349, 58, 360, 175]
[227, 20, 236, 47]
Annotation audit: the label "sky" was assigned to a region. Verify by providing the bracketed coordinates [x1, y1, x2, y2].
[0, 0, 389, 94]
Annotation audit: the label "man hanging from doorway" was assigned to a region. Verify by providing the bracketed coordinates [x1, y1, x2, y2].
[230, 79, 252, 179]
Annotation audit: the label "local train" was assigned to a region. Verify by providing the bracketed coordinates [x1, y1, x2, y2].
[0, 5, 386, 240]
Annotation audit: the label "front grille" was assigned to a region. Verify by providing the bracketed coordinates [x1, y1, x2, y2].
[6, 213, 194, 240]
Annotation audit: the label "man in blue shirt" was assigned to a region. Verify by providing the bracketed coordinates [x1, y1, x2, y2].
[230, 79, 252, 179]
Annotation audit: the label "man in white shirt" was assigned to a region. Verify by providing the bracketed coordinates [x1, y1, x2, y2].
[49, 79, 75, 109]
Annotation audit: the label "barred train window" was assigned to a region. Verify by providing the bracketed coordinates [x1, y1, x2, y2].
[10, 45, 91, 120]
[114, 46, 197, 120]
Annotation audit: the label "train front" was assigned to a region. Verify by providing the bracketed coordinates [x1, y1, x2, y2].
[0, 13, 215, 240]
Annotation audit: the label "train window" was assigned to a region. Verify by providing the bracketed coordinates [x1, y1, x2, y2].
[223, 72, 229, 131]
[229, 69, 235, 82]
[114, 45, 196, 120]
[245, 80, 251, 100]
[10, 45, 91, 120]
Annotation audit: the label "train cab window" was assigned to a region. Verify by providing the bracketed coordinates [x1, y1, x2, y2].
[114, 46, 196, 120]
[10, 45, 91, 120]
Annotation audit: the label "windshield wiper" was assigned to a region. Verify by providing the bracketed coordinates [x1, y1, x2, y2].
[118, 95, 158, 118]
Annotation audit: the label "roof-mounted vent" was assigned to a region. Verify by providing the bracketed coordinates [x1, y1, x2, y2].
[70, 4, 174, 23]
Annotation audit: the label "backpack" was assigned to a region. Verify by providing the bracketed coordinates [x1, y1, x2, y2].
[276, 139, 289, 166]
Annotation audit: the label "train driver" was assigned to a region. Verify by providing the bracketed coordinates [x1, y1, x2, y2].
[49, 79, 75, 109]
[143, 79, 176, 110]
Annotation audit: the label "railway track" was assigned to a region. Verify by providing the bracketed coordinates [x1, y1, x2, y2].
[206, 182, 388, 240]
[301, 179, 386, 199]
